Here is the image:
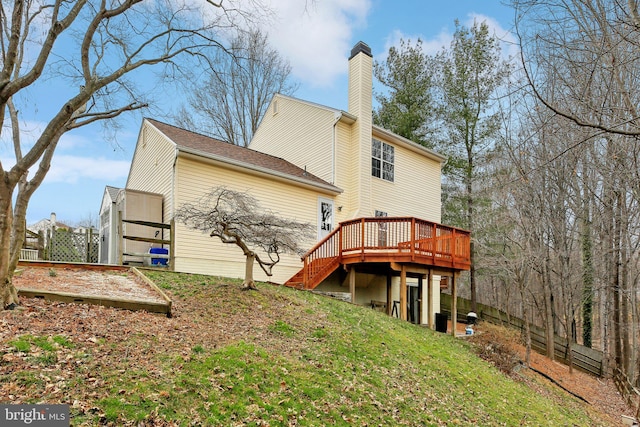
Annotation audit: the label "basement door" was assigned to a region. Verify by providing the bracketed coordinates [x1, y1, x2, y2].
[407, 284, 420, 324]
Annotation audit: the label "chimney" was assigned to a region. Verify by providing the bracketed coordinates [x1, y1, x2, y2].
[348, 41, 373, 120]
[348, 41, 373, 215]
[50, 212, 57, 228]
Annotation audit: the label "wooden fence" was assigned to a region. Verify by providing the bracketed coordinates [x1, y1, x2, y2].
[440, 294, 605, 378]
[614, 368, 640, 420]
[21, 229, 43, 260]
[118, 215, 174, 270]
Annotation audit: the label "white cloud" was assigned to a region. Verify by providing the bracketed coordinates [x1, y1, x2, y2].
[0, 120, 92, 156]
[45, 155, 130, 184]
[263, 0, 372, 87]
[380, 29, 452, 60]
[379, 13, 518, 65]
[2, 152, 129, 184]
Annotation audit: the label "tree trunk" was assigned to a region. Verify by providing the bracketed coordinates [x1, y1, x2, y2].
[467, 156, 477, 312]
[566, 334, 574, 374]
[523, 320, 532, 368]
[618, 192, 633, 380]
[0, 185, 19, 309]
[242, 252, 258, 290]
[612, 211, 623, 371]
[518, 273, 532, 368]
[543, 255, 555, 360]
[581, 215, 594, 348]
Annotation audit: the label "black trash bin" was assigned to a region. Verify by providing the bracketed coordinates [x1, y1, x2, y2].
[435, 312, 448, 333]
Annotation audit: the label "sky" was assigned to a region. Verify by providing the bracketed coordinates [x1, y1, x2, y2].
[5, 0, 517, 227]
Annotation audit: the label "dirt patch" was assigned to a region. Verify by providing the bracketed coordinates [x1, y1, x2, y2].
[13, 265, 168, 304]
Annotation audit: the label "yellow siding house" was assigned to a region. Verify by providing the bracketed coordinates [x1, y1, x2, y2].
[123, 118, 341, 284]
[110, 41, 471, 331]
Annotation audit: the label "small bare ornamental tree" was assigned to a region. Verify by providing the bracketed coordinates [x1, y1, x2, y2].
[175, 187, 314, 290]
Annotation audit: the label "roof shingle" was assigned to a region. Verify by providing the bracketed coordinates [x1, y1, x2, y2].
[146, 118, 340, 192]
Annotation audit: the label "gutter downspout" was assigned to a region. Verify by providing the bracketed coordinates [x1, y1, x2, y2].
[170, 146, 180, 268]
[172, 147, 179, 220]
[332, 113, 341, 185]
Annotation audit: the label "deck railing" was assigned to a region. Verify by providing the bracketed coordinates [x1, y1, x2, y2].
[300, 217, 471, 288]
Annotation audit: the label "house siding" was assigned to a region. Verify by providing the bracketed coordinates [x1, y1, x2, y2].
[370, 137, 442, 222]
[173, 156, 326, 283]
[126, 121, 176, 222]
[98, 189, 118, 264]
[334, 121, 359, 222]
[250, 95, 336, 184]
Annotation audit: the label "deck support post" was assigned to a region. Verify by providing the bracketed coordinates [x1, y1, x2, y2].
[386, 273, 392, 316]
[400, 265, 407, 321]
[418, 274, 424, 325]
[349, 267, 356, 304]
[451, 273, 457, 337]
[427, 269, 433, 329]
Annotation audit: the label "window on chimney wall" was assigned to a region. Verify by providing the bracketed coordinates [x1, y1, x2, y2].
[371, 139, 394, 182]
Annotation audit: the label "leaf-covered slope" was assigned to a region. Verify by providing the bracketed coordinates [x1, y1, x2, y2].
[1, 271, 612, 426]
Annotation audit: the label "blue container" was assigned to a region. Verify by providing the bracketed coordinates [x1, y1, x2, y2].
[150, 247, 169, 265]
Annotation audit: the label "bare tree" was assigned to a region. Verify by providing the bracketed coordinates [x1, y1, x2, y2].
[515, 0, 640, 381]
[0, 0, 264, 309]
[73, 211, 99, 230]
[516, 0, 640, 136]
[175, 28, 297, 146]
[175, 187, 313, 290]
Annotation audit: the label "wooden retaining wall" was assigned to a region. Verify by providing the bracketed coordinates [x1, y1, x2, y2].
[16, 262, 172, 317]
[440, 294, 605, 377]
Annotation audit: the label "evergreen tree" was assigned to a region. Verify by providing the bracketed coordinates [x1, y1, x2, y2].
[373, 39, 436, 148]
[437, 20, 511, 310]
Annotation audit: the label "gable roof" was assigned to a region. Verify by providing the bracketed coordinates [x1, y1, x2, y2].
[105, 185, 120, 202]
[145, 118, 342, 194]
[29, 218, 72, 232]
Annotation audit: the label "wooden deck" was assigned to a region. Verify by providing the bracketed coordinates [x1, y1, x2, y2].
[286, 217, 471, 290]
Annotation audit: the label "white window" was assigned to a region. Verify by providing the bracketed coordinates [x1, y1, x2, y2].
[372, 139, 394, 182]
[318, 198, 334, 239]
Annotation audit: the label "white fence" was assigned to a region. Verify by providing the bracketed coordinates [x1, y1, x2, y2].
[19, 249, 39, 261]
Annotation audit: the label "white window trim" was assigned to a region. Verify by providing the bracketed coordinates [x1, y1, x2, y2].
[372, 138, 394, 182]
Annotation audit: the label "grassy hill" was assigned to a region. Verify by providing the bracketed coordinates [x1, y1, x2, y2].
[2, 270, 614, 426]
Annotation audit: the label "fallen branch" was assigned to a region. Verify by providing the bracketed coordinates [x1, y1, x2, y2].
[528, 365, 591, 404]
